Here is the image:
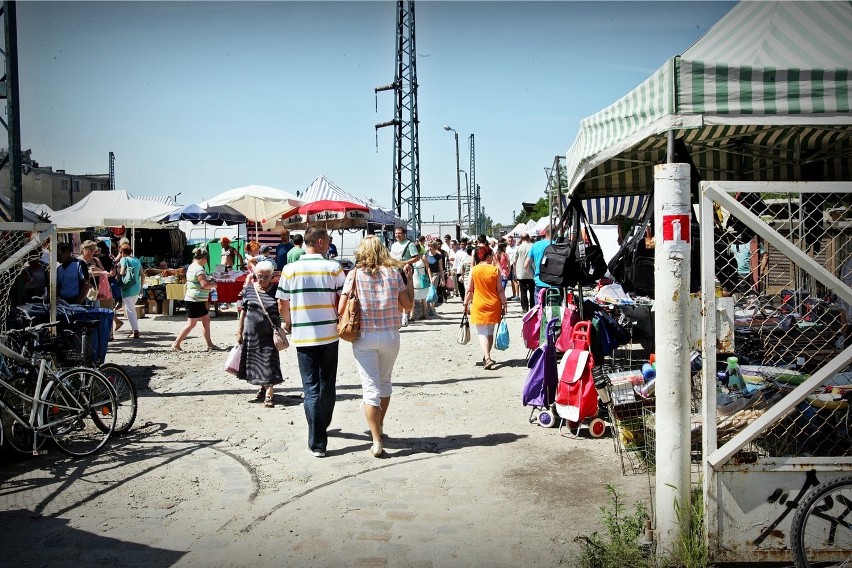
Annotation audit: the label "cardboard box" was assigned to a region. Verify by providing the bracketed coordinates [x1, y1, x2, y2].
[135, 305, 146, 319]
[147, 300, 161, 315]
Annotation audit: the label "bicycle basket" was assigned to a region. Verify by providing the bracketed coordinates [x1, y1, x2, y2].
[55, 327, 94, 366]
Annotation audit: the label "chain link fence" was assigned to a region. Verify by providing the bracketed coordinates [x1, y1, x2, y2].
[0, 225, 55, 333]
[708, 190, 851, 460]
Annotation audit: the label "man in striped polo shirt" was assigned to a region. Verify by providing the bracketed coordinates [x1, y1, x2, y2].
[277, 227, 346, 458]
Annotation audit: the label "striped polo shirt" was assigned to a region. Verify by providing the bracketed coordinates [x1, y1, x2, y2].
[276, 253, 345, 347]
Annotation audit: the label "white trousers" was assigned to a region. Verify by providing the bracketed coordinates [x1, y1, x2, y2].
[352, 330, 401, 407]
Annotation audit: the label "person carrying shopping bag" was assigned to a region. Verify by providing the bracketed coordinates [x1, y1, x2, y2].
[235, 260, 284, 408]
[463, 245, 507, 370]
[337, 236, 413, 457]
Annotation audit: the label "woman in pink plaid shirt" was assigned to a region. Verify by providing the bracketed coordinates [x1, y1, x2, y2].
[338, 235, 414, 457]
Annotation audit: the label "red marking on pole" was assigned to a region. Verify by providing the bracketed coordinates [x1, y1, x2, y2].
[662, 214, 690, 243]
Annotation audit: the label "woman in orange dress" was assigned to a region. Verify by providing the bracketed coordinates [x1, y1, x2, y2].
[463, 245, 507, 369]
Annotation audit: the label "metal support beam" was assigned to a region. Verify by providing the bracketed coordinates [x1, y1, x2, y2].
[109, 151, 116, 191]
[2, 1, 23, 221]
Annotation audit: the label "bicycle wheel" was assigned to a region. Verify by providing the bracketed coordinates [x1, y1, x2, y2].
[790, 474, 852, 568]
[0, 376, 46, 454]
[43, 368, 116, 457]
[98, 363, 137, 434]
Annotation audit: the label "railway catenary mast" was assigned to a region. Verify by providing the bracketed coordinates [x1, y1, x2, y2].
[375, 0, 421, 237]
[469, 134, 479, 235]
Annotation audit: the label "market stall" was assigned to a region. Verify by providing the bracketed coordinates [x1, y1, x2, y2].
[560, 1, 852, 562]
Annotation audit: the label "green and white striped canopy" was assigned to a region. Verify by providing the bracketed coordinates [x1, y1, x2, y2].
[565, 0, 852, 199]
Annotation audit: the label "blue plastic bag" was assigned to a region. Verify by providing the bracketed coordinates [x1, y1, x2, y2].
[495, 319, 510, 350]
[426, 285, 438, 304]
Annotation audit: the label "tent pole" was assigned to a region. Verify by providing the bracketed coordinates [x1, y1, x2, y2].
[667, 131, 675, 164]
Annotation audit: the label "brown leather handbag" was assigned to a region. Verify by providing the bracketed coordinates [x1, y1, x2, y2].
[337, 269, 360, 342]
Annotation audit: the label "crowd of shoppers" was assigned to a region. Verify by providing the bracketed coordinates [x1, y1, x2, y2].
[47, 238, 147, 341]
[41, 227, 544, 459]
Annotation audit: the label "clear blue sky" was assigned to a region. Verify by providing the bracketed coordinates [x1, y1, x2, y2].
[18, 1, 735, 227]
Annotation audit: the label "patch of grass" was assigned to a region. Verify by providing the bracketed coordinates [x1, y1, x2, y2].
[660, 486, 710, 568]
[575, 485, 653, 568]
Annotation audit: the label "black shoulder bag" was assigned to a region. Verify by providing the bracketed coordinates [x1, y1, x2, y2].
[607, 194, 655, 297]
[575, 205, 608, 286]
[539, 197, 608, 288]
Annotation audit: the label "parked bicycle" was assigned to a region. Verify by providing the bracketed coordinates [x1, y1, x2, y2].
[0, 321, 117, 457]
[790, 474, 852, 567]
[13, 305, 137, 435]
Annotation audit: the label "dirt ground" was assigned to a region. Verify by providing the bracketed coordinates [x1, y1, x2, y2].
[0, 296, 653, 567]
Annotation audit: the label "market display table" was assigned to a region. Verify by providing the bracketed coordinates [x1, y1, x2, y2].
[215, 279, 245, 304]
[164, 283, 187, 316]
[162, 275, 280, 316]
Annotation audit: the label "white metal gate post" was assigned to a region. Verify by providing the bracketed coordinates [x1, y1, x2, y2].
[698, 186, 719, 558]
[654, 163, 693, 558]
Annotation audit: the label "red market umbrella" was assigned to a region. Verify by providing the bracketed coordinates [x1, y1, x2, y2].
[281, 199, 371, 230]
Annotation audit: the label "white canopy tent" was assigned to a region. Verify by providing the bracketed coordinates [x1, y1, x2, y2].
[201, 184, 302, 231]
[507, 222, 528, 237]
[49, 190, 179, 232]
[532, 217, 550, 235]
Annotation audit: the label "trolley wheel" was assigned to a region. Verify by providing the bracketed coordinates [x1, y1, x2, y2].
[537, 409, 558, 428]
[589, 417, 607, 438]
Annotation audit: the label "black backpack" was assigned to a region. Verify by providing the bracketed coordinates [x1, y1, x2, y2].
[539, 240, 579, 287]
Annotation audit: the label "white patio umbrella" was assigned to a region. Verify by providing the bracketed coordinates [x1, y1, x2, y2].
[201, 184, 302, 231]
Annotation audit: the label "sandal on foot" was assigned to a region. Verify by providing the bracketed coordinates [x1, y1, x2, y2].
[127, 331, 140, 339]
[255, 388, 265, 401]
[114, 319, 124, 331]
[484, 359, 495, 370]
[264, 396, 275, 408]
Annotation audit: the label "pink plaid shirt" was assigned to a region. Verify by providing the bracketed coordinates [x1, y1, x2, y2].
[342, 267, 404, 333]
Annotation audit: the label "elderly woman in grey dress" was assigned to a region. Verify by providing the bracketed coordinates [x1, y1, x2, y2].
[235, 260, 283, 407]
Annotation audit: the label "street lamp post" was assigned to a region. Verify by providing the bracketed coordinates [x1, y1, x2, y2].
[459, 169, 469, 234]
[443, 125, 462, 240]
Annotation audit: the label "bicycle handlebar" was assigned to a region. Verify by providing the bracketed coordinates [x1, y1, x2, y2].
[3, 321, 60, 338]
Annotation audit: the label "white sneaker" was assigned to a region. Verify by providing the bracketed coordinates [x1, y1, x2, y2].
[401, 314, 409, 327]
